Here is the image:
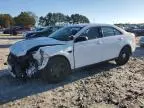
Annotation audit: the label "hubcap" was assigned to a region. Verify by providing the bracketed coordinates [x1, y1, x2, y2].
[51, 63, 65, 78]
[122, 53, 126, 59]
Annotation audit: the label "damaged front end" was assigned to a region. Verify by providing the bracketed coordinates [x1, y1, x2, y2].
[7, 37, 65, 79]
[7, 48, 49, 79]
[7, 53, 39, 78]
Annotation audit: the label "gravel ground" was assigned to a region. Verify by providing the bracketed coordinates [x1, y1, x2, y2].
[0, 36, 144, 108]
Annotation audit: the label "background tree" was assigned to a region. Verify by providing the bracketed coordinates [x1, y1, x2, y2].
[65, 15, 72, 24]
[14, 12, 36, 27]
[38, 16, 46, 26]
[38, 13, 90, 26]
[0, 14, 14, 28]
[71, 14, 90, 24]
[27, 11, 38, 26]
[39, 13, 67, 26]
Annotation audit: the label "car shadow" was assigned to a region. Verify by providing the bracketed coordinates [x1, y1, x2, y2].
[0, 61, 118, 105]
[0, 44, 12, 48]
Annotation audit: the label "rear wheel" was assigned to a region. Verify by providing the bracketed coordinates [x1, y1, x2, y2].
[41, 56, 71, 83]
[115, 47, 131, 65]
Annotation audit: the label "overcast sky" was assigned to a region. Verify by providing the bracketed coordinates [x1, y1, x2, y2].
[0, 0, 144, 24]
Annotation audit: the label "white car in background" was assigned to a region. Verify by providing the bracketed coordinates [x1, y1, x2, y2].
[8, 24, 136, 82]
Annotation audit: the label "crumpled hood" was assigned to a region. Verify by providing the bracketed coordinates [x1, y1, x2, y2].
[10, 37, 65, 57]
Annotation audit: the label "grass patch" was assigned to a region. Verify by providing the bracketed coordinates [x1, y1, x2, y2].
[0, 34, 23, 37]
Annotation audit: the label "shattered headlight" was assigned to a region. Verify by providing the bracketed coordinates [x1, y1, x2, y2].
[32, 49, 50, 70]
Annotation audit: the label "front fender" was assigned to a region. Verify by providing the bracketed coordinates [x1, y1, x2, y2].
[32, 45, 74, 70]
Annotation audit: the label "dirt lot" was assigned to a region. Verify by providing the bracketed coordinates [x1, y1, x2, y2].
[0, 36, 23, 70]
[0, 36, 144, 108]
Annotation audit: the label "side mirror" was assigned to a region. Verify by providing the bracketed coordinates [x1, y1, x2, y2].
[69, 35, 74, 40]
[74, 36, 88, 43]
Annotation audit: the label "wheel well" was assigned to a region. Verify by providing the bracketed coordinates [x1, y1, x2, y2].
[49, 55, 71, 69]
[121, 45, 132, 55]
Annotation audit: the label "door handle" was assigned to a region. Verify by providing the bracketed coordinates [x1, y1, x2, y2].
[67, 50, 72, 53]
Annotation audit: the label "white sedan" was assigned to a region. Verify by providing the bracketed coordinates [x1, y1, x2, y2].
[8, 24, 136, 82]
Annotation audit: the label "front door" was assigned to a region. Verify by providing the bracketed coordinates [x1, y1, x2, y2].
[74, 27, 103, 68]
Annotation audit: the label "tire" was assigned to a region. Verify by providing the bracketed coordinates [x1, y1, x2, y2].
[115, 47, 131, 65]
[41, 56, 71, 83]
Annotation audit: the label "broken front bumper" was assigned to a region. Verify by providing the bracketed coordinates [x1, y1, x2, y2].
[7, 53, 38, 78]
[8, 64, 16, 78]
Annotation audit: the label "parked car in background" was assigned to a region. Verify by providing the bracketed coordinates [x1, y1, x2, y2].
[0, 28, 4, 34]
[34, 27, 45, 32]
[23, 27, 45, 37]
[3, 26, 31, 35]
[24, 26, 62, 39]
[126, 28, 144, 36]
[7, 24, 136, 82]
[140, 36, 144, 47]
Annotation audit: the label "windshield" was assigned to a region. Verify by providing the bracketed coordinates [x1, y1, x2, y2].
[49, 26, 83, 41]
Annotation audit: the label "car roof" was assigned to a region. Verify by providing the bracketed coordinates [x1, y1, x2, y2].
[65, 23, 115, 27]
[64, 23, 127, 34]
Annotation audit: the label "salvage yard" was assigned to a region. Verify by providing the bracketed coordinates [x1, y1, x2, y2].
[0, 36, 144, 108]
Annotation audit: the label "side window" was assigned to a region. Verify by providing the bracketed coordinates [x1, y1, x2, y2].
[113, 28, 122, 35]
[101, 27, 115, 37]
[102, 27, 122, 37]
[81, 27, 101, 40]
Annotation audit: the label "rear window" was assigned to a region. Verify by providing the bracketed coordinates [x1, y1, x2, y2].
[102, 26, 122, 37]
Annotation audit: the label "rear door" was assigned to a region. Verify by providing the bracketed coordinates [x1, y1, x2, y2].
[100, 26, 124, 61]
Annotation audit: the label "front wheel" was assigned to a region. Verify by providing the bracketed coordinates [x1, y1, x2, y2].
[115, 47, 131, 65]
[41, 56, 71, 83]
